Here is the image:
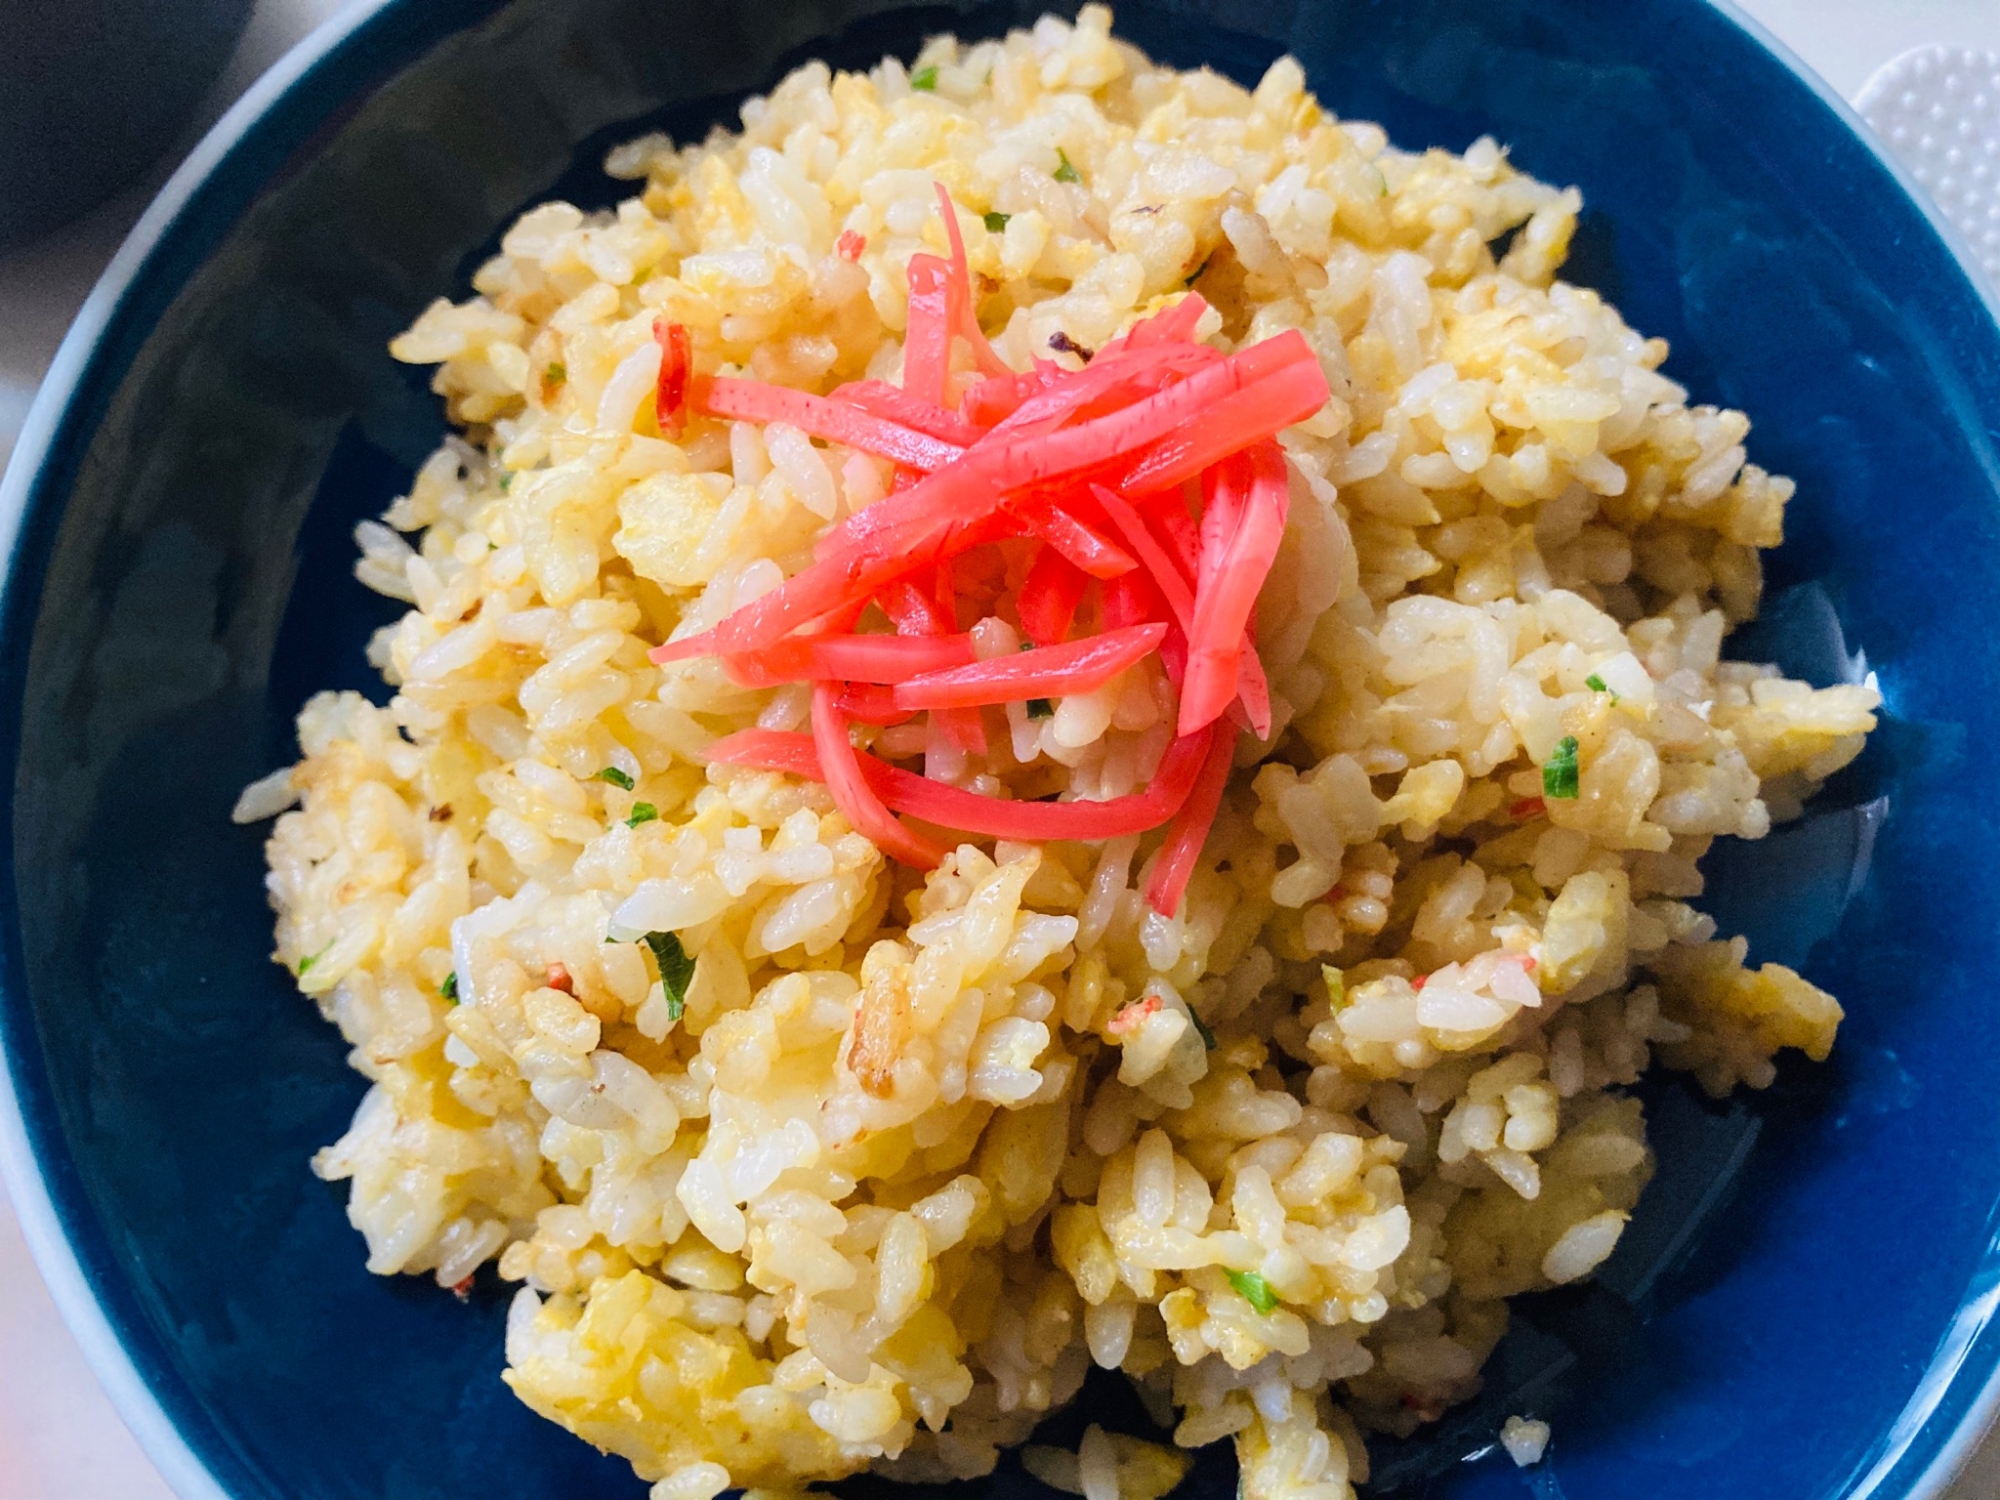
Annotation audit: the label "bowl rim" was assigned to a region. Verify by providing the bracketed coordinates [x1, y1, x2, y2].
[0, 14, 400, 1498]
[1, 1, 1997, 1496]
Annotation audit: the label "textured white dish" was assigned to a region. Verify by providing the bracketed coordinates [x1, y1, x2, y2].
[1858, 45, 2000, 286]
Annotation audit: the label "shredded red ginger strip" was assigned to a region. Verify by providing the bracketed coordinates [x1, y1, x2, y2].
[1093, 477, 1275, 739]
[961, 296, 1213, 426]
[815, 330, 1318, 568]
[836, 229, 866, 261]
[704, 352, 1312, 664]
[643, 193, 1327, 898]
[1091, 477, 1274, 735]
[708, 725, 1212, 842]
[1016, 545, 1090, 646]
[991, 344, 1223, 447]
[878, 577, 986, 755]
[833, 380, 983, 444]
[1091, 484, 1194, 631]
[716, 631, 974, 687]
[931, 184, 1012, 381]
[897, 187, 1010, 409]
[893, 623, 1166, 710]
[878, 578, 949, 635]
[690, 374, 961, 471]
[688, 334, 1325, 654]
[1103, 568, 1165, 635]
[1106, 351, 1327, 496]
[1180, 440, 1288, 736]
[1005, 492, 1136, 580]
[926, 561, 987, 755]
[902, 254, 954, 408]
[1144, 720, 1236, 916]
[835, 682, 914, 726]
[1146, 490, 1202, 582]
[1106, 290, 1208, 352]
[1196, 457, 1243, 594]
[810, 684, 946, 867]
[653, 319, 692, 435]
[1057, 350, 1227, 433]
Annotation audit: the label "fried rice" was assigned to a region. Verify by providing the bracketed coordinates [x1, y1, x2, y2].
[236, 9, 1879, 1496]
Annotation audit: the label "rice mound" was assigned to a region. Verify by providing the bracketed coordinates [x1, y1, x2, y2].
[243, 10, 1879, 1498]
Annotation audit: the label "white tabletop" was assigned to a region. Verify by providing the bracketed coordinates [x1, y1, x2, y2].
[1, 2, 1996, 1496]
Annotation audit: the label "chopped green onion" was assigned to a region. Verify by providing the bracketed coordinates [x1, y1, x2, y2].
[1189, 1009, 1217, 1049]
[626, 802, 659, 828]
[642, 931, 696, 1021]
[983, 211, 1011, 233]
[1584, 673, 1608, 693]
[543, 361, 566, 388]
[1053, 148, 1081, 183]
[498, 471, 513, 493]
[1018, 643, 1054, 724]
[1227, 1269, 1279, 1315]
[1322, 964, 1346, 1011]
[1542, 736, 1581, 800]
[596, 766, 635, 790]
[440, 971, 459, 1002]
[910, 64, 938, 90]
[296, 941, 333, 977]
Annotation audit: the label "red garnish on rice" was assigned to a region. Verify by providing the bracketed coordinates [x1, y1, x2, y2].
[650, 185, 1331, 905]
[836, 229, 866, 261]
[1017, 545, 1091, 646]
[653, 320, 692, 435]
[707, 726, 1212, 842]
[892, 623, 1166, 711]
[834, 381, 983, 444]
[692, 376, 963, 470]
[1142, 724, 1233, 917]
[717, 631, 975, 687]
[1509, 796, 1546, 821]
[1106, 994, 1162, 1036]
[1411, 973, 1429, 992]
[544, 962, 573, 995]
[812, 683, 946, 868]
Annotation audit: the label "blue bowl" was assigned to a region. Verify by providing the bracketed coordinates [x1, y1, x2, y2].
[3, 1, 1997, 1497]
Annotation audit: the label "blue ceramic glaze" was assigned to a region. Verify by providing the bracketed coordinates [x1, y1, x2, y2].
[2, 2, 1998, 1497]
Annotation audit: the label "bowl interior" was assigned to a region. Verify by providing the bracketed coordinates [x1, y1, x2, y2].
[6, 1, 2000, 1497]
